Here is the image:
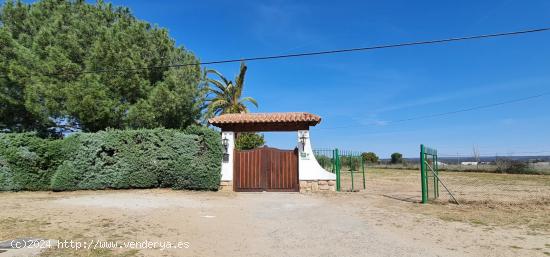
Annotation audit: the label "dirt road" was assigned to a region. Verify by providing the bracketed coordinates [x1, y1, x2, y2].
[0, 189, 547, 257]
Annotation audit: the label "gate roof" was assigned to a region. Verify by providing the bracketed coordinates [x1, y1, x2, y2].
[208, 112, 321, 132]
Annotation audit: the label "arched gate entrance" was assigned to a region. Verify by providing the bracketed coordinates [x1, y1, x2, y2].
[209, 112, 336, 192]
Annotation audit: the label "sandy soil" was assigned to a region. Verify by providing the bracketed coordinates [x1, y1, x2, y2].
[0, 187, 548, 257]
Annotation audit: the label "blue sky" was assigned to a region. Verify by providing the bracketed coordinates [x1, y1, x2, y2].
[106, 0, 549, 157]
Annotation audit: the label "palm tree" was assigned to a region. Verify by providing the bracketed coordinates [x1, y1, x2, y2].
[204, 62, 258, 117]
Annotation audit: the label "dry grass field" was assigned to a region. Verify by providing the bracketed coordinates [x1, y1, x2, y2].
[353, 168, 550, 231]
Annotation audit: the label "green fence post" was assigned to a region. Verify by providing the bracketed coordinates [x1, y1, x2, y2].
[331, 149, 335, 173]
[420, 144, 427, 203]
[361, 157, 366, 190]
[432, 152, 437, 198]
[335, 148, 341, 192]
[435, 153, 439, 198]
[427, 153, 430, 200]
[350, 153, 354, 192]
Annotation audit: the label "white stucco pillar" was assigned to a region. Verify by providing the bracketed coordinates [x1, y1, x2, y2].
[297, 130, 336, 180]
[221, 131, 234, 181]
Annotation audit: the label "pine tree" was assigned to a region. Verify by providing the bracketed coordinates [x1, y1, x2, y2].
[0, 0, 204, 133]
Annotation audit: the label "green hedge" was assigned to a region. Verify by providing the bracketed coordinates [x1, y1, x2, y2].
[0, 127, 222, 191]
[181, 125, 224, 190]
[0, 133, 66, 191]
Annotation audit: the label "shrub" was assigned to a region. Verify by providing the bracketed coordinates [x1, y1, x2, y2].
[496, 159, 537, 174]
[0, 133, 64, 191]
[51, 128, 220, 191]
[361, 152, 379, 163]
[315, 155, 333, 170]
[1, 127, 223, 191]
[339, 156, 361, 171]
[50, 161, 80, 191]
[0, 156, 15, 190]
[390, 152, 403, 164]
[182, 125, 223, 190]
[235, 133, 265, 150]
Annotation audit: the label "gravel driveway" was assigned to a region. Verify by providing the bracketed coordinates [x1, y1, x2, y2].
[0, 190, 546, 257]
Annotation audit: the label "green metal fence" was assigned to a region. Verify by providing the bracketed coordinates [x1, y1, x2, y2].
[312, 148, 340, 191]
[420, 144, 459, 204]
[313, 148, 366, 192]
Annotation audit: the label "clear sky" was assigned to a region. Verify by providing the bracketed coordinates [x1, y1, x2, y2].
[105, 0, 549, 158]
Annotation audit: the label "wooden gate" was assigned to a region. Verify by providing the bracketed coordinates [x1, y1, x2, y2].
[234, 146, 299, 192]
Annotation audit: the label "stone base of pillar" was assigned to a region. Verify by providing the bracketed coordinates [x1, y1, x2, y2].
[220, 180, 337, 192]
[219, 180, 233, 191]
[299, 180, 336, 192]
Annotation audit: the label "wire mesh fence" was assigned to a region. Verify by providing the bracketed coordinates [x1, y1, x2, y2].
[313, 148, 366, 192]
[357, 166, 550, 207]
[431, 171, 550, 205]
[312, 148, 336, 173]
[314, 146, 550, 206]
[338, 150, 366, 192]
[424, 144, 549, 205]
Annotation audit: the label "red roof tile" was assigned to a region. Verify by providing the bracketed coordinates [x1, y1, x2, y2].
[208, 112, 321, 125]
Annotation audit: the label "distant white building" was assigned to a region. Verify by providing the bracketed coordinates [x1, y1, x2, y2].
[532, 162, 550, 168]
[461, 161, 479, 166]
